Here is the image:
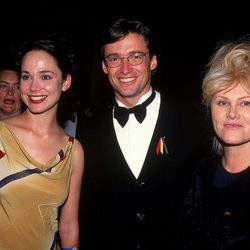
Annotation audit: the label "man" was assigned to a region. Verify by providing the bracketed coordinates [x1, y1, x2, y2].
[0, 65, 22, 119]
[78, 18, 210, 250]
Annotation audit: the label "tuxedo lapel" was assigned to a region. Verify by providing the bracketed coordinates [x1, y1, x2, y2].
[138, 99, 170, 178]
[138, 97, 188, 179]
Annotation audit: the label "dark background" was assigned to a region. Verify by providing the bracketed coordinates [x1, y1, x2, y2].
[0, 4, 249, 109]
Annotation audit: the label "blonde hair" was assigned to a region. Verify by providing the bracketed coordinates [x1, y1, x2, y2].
[202, 39, 250, 154]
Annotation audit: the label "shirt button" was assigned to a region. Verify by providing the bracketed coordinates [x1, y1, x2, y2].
[137, 213, 145, 221]
[136, 181, 146, 187]
[223, 209, 231, 216]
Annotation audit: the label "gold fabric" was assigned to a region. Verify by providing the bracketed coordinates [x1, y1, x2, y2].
[0, 121, 74, 250]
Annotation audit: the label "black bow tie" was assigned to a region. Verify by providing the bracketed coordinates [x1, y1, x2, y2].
[114, 91, 156, 127]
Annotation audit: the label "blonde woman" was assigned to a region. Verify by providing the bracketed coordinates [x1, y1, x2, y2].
[183, 38, 250, 250]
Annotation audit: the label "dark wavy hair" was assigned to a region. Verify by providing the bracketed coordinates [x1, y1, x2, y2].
[17, 33, 79, 126]
[100, 18, 158, 63]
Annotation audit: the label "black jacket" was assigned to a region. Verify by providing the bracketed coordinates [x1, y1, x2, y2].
[77, 93, 211, 250]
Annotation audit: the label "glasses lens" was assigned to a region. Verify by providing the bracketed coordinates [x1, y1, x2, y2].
[0, 83, 20, 92]
[128, 53, 145, 66]
[105, 52, 148, 68]
[0, 83, 8, 91]
[106, 56, 121, 67]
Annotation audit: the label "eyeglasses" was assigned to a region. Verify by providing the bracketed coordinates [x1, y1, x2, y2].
[105, 52, 149, 68]
[0, 82, 20, 92]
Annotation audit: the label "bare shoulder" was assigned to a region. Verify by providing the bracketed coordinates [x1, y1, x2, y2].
[73, 138, 84, 155]
[2, 115, 22, 127]
[72, 138, 84, 172]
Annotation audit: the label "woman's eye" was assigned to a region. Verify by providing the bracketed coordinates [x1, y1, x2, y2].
[21, 75, 29, 80]
[217, 101, 227, 106]
[241, 101, 250, 107]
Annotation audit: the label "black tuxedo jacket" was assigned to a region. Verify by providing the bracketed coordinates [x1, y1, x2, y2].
[77, 93, 211, 250]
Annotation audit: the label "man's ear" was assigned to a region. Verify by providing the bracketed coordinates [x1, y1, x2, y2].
[150, 55, 158, 71]
[62, 74, 72, 92]
[102, 60, 108, 74]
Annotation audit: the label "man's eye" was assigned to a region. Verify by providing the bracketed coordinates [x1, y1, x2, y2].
[0, 84, 8, 89]
[132, 54, 142, 59]
[109, 57, 119, 62]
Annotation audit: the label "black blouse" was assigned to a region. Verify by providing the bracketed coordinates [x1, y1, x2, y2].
[182, 156, 250, 250]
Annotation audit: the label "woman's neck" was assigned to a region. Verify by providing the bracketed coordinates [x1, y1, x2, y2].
[223, 143, 250, 173]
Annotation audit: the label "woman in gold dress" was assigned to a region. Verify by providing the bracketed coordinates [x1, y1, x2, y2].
[0, 33, 84, 250]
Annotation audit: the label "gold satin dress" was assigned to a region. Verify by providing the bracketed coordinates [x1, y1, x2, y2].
[0, 122, 74, 250]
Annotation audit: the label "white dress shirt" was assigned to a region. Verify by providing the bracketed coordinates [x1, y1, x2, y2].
[113, 88, 161, 178]
[64, 112, 77, 137]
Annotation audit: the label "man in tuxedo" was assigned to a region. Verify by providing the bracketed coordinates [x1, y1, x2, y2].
[78, 18, 211, 250]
